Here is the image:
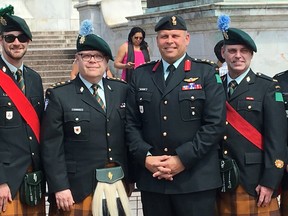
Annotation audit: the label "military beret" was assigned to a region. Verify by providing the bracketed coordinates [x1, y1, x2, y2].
[155, 15, 187, 32]
[223, 28, 257, 53]
[76, 20, 113, 60]
[0, 5, 32, 40]
[214, 40, 225, 63]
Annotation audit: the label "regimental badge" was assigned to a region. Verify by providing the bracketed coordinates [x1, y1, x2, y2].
[79, 35, 85, 44]
[6, 111, 13, 120]
[275, 159, 284, 169]
[223, 32, 229, 40]
[139, 105, 144, 113]
[74, 126, 81, 135]
[0, 17, 7, 26]
[108, 171, 113, 180]
[80, 87, 84, 92]
[171, 16, 177, 26]
[246, 76, 251, 82]
[2, 66, 6, 72]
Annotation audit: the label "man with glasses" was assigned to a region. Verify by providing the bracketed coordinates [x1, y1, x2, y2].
[0, 5, 45, 215]
[41, 20, 131, 215]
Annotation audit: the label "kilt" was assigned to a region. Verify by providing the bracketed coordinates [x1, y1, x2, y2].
[49, 194, 93, 216]
[0, 191, 45, 216]
[280, 189, 288, 215]
[217, 185, 280, 216]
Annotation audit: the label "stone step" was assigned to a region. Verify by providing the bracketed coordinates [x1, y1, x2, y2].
[24, 54, 75, 60]
[28, 43, 76, 49]
[25, 59, 73, 66]
[37, 70, 71, 77]
[26, 48, 76, 55]
[31, 39, 76, 44]
[32, 31, 78, 36]
[41, 76, 70, 84]
[26, 64, 72, 71]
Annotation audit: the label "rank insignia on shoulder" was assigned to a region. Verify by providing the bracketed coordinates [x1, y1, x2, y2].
[184, 77, 198, 83]
[275, 159, 284, 169]
[182, 83, 202, 91]
[275, 92, 284, 102]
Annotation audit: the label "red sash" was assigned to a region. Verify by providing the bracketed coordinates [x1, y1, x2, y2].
[0, 68, 40, 143]
[226, 101, 263, 150]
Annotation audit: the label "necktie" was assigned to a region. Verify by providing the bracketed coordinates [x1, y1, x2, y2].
[16, 69, 25, 93]
[228, 80, 238, 97]
[165, 64, 175, 86]
[92, 84, 106, 111]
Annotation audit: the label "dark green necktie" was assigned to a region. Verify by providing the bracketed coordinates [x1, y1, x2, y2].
[228, 80, 237, 97]
[165, 64, 175, 86]
[16, 69, 25, 93]
[92, 84, 106, 112]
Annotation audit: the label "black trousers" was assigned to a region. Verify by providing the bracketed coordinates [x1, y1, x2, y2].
[141, 189, 217, 216]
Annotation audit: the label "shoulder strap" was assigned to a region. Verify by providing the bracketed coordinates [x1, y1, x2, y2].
[0, 69, 40, 143]
[226, 101, 263, 150]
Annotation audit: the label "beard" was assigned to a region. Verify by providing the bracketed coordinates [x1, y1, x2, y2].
[3, 44, 27, 61]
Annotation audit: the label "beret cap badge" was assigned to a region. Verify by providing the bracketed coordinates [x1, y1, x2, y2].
[0, 17, 7, 26]
[171, 16, 177, 26]
[79, 35, 85, 44]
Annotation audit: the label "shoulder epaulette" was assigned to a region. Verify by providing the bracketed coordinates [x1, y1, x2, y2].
[192, 58, 217, 66]
[106, 76, 127, 84]
[255, 72, 274, 82]
[136, 60, 158, 69]
[273, 70, 288, 78]
[49, 80, 72, 89]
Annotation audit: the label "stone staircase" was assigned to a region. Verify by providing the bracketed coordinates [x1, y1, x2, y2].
[24, 31, 78, 90]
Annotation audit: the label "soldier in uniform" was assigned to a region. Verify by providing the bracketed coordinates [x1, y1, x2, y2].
[0, 5, 45, 215]
[41, 20, 130, 215]
[273, 70, 288, 215]
[126, 15, 226, 216]
[217, 15, 287, 215]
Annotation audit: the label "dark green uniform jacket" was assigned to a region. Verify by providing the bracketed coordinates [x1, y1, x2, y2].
[126, 54, 226, 194]
[222, 70, 287, 197]
[41, 75, 129, 203]
[0, 56, 44, 198]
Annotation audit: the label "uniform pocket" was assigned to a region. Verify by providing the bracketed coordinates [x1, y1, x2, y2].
[0, 98, 21, 128]
[64, 112, 90, 141]
[179, 90, 205, 121]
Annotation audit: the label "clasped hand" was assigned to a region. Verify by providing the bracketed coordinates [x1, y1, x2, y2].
[145, 155, 185, 181]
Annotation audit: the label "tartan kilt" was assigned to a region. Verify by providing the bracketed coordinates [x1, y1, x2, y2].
[49, 194, 93, 216]
[0, 191, 45, 216]
[217, 185, 280, 216]
[280, 189, 288, 215]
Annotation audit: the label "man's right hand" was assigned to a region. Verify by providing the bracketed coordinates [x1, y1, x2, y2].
[55, 189, 75, 211]
[145, 155, 173, 180]
[0, 183, 12, 213]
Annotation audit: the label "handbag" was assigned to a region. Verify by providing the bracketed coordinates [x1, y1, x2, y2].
[219, 158, 240, 192]
[20, 170, 44, 206]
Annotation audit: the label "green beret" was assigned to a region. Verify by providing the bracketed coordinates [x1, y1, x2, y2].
[223, 28, 257, 52]
[76, 34, 113, 60]
[155, 15, 187, 32]
[0, 14, 32, 41]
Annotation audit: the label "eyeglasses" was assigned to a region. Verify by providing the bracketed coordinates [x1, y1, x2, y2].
[78, 53, 105, 62]
[134, 37, 143, 40]
[2, 34, 30, 43]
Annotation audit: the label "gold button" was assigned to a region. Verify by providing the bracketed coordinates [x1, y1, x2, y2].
[223, 135, 227, 140]
[8, 102, 11, 106]
[191, 96, 195, 100]
[224, 150, 228, 155]
[164, 100, 168, 105]
[75, 118, 79, 121]
[31, 152, 35, 156]
[226, 121, 229, 125]
[109, 157, 113, 161]
[29, 136, 33, 140]
[164, 148, 168, 152]
[163, 116, 167, 120]
[107, 133, 110, 137]
[163, 132, 167, 136]
[109, 148, 112, 152]
[248, 105, 252, 109]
